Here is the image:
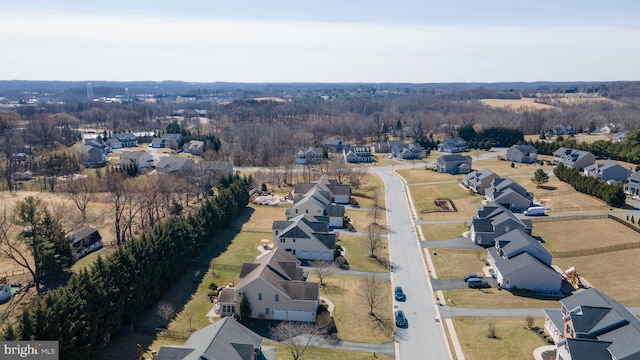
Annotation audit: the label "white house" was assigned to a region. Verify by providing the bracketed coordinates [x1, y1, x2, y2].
[272, 214, 336, 261]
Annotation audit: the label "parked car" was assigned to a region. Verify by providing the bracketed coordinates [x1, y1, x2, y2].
[394, 286, 406, 301]
[467, 278, 490, 289]
[463, 273, 483, 282]
[395, 309, 407, 327]
[524, 206, 545, 216]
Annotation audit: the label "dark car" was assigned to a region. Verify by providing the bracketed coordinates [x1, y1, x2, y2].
[394, 286, 406, 301]
[395, 309, 407, 327]
[467, 278, 490, 289]
[463, 274, 483, 282]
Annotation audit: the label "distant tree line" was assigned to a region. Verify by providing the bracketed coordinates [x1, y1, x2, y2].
[554, 164, 626, 207]
[457, 125, 524, 148]
[1, 175, 251, 360]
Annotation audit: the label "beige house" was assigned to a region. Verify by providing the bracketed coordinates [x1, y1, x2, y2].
[217, 248, 319, 322]
[286, 187, 344, 228]
[272, 214, 336, 261]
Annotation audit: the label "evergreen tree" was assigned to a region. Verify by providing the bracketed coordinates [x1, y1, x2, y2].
[240, 293, 251, 321]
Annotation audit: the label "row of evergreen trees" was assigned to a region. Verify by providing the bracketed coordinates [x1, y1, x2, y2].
[1, 175, 251, 360]
[457, 125, 525, 148]
[554, 164, 626, 207]
[528, 129, 640, 165]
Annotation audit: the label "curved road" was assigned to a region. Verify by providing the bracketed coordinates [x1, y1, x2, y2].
[372, 166, 450, 360]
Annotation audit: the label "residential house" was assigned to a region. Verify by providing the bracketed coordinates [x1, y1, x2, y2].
[552, 147, 596, 170]
[612, 132, 626, 143]
[217, 248, 319, 322]
[436, 154, 472, 174]
[388, 140, 408, 157]
[487, 229, 563, 294]
[437, 137, 468, 153]
[469, 202, 532, 246]
[462, 168, 499, 195]
[272, 214, 336, 261]
[486, 177, 534, 212]
[118, 151, 154, 172]
[600, 123, 619, 134]
[551, 124, 576, 136]
[583, 160, 630, 183]
[295, 147, 323, 165]
[544, 287, 640, 359]
[106, 132, 137, 149]
[624, 172, 640, 197]
[286, 187, 345, 228]
[155, 157, 195, 173]
[323, 138, 350, 153]
[157, 316, 277, 360]
[151, 133, 182, 149]
[373, 141, 391, 153]
[77, 141, 108, 168]
[292, 175, 351, 204]
[506, 145, 538, 164]
[343, 146, 374, 163]
[182, 140, 205, 155]
[198, 161, 234, 184]
[69, 227, 103, 260]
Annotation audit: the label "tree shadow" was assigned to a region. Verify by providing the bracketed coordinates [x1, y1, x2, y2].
[538, 185, 557, 191]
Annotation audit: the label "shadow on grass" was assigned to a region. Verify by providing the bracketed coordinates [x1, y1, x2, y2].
[506, 289, 566, 301]
[371, 313, 394, 336]
[98, 206, 254, 360]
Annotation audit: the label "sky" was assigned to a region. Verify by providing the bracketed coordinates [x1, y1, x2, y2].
[1, 1, 640, 83]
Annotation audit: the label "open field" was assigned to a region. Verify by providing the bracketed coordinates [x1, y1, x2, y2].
[241, 203, 288, 231]
[524, 177, 612, 213]
[441, 288, 561, 308]
[422, 223, 469, 241]
[396, 168, 461, 184]
[480, 98, 556, 110]
[453, 317, 548, 360]
[553, 248, 640, 306]
[532, 218, 639, 253]
[430, 248, 487, 279]
[471, 157, 555, 177]
[338, 233, 389, 272]
[271, 344, 394, 360]
[311, 274, 394, 344]
[409, 183, 484, 221]
[352, 172, 386, 210]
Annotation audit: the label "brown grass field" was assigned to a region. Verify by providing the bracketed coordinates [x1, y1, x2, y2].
[453, 317, 547, 360]
[553, 248, 640, 306]
[409, 183, 484, 221]
[430, 248, 487, 279]
[395, 168, 461, 184]
[532, 218, 640, 253]
[522, 176, 612, 213]
[421, 223, 469, 241]
[441, 288, 560, 308]
[480, 98, 556, 110]
[337, 233, 389, 272]
[471, 157, 555, 177]
[311, 274, 394, 344]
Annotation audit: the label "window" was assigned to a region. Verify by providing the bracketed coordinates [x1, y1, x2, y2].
[275, 294, 279, 302]
[295, 209, 298, 214]
[293, 239, 296, 243]
[265, 308, 269, 315]
[505, 226, 510, 232]
[280, 239, 285, 243]
[305, 209, 308, 213]
[238, 291, 243, 299]
[258, 293, 262, 301]
[275, 231, 278, 235]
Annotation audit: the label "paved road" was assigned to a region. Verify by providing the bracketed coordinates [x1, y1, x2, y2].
[371, 167, 450, 360]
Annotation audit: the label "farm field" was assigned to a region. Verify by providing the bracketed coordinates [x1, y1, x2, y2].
[480, 98, 556, 110]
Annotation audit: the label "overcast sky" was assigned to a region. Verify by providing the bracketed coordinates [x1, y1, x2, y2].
[1, 1, 640, 83]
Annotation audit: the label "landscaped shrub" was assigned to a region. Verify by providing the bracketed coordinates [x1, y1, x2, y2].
[547, 338, 555, 344]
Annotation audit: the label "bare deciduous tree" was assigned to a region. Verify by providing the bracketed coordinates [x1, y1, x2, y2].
[270, 321, 326, 360]
[329, 157, 350, 184]
[348, 168, 367, 190]
[361, 275, 384, 316]
[310, 260, 335, 285]
[366, 224, 382, 258]
[156, 301, 174, 328]
[61, 176, 98, 224]
[367, 186, 383, 225]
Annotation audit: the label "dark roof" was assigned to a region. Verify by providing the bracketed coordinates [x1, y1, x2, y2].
[561, 338, 612, 360]
[156, 157, 195, 173]
[511, 145, 537, 153]
[157, 316, 277, 360]
[438, 154, 472, 162]
[488, 248, 557, 277]
[69, 226, 102, 241]
[471, 218, 494, 233]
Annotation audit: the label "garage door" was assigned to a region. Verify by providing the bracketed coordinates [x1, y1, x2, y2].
[274, 309, 287, 321]
[273, 309, 314, 322]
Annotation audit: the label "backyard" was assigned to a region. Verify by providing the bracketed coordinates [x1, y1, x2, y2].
[409, 183, 484, 221]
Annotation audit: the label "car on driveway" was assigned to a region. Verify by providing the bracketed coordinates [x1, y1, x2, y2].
[467, 278, 490, 288]
[394, 286, 406, 301]
[395, 309, 407, 328]
[463, 273, 483, 282]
